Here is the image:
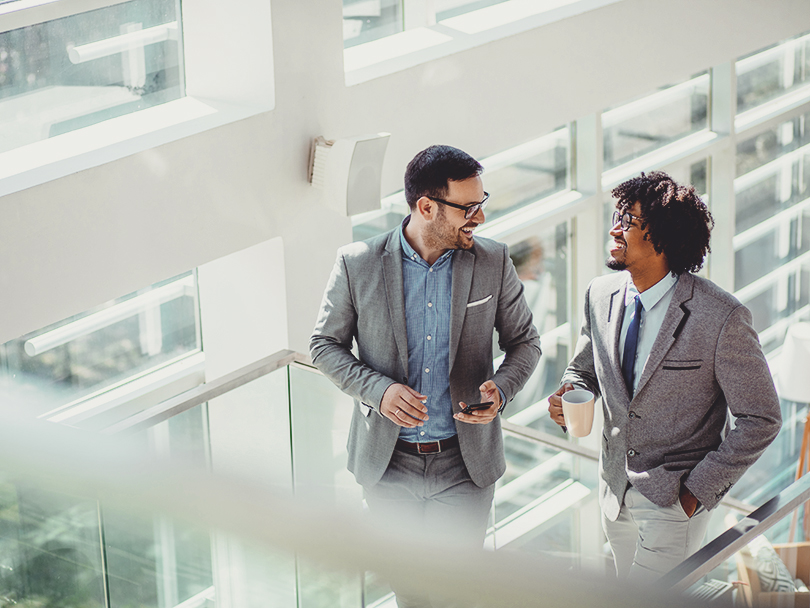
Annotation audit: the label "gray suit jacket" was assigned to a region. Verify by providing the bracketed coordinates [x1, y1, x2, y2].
[310, 227, 541, 488]
[562, 271, 781, 521]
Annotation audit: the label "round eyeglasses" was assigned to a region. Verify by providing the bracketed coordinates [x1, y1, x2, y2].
[612, 210, 643, 231]
[429, 192, 490, 219]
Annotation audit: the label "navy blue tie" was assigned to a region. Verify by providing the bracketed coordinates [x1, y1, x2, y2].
[622, 295, 643, 395]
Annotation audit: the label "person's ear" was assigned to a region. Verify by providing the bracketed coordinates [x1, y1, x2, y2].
[415, 196, 437, 220]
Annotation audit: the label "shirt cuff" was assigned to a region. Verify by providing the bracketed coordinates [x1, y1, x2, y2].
[496, 386, 507, 414]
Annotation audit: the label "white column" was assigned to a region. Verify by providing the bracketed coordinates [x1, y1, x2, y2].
[707, 62, 737, 293]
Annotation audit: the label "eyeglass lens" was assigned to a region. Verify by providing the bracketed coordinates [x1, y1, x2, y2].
[612, 211, 630, 231]
[465, 194, 489, 218]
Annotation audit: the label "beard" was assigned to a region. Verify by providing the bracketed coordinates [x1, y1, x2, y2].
[424, 207, 474, 251]
[605, 256, 627, 271]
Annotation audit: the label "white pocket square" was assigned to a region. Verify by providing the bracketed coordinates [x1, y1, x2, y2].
[467, 295, 493, 308]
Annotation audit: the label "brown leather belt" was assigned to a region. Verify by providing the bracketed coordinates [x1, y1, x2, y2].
[395, 435, 459, 455]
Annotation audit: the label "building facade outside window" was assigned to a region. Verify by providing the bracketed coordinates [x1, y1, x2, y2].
[0, 0, 184, 153]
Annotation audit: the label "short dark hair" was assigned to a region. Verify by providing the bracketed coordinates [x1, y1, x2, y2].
[404, 145, 483, 210]
[612, 171, 714, 275]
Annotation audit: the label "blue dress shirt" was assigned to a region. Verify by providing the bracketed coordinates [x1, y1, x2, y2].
[398, 221, 457, 442]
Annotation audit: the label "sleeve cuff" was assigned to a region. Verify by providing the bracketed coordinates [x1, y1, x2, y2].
[496, 386, 507, 414]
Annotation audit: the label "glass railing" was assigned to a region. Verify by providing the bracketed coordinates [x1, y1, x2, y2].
[2, 349, 808, 608]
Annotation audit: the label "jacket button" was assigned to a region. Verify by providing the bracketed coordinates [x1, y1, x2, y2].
[627, 449, 636, 457]
[629, 411, 637, 419]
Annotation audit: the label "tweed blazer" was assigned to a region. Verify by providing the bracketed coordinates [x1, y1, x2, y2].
[562, 271, 781, 521]
[310, 227, 541, 488]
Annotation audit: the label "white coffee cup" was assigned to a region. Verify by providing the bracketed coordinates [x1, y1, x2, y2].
[561, 389, 595, 438]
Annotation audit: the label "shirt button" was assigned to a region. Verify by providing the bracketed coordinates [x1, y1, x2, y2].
[426, 335, 432, 340]
[627, 449, 636, 457]
[425, 368, 430, 373]
[428, 302, 433, 308]
[629, 411, 637, 419]
[420, 431, 425, 436]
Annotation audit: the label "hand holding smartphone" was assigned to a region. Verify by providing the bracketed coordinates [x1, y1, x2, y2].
[460, 401, 494, 415]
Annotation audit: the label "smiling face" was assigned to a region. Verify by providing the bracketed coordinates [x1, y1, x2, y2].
[423, 176, 486, 252]
[606, 202, 661, 273]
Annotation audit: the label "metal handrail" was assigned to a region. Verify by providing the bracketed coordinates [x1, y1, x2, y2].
[103, 349, 310, 434]
[102, 347, 602, 467]
[102, 345, 759, 522]
[89, 344, 810, 599]
[501, 420, 599, 461]
[661, 471, 810, 593]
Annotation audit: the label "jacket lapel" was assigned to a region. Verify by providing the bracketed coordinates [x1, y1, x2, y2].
[634, 273, 695, 396]
[382, 232, 409, 378]
[607, 282, 627, 395]
[449, 249, 474, 372]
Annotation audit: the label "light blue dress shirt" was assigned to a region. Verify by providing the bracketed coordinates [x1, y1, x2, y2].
[618, 272, 679, 394]
[398, 222, 457, 442]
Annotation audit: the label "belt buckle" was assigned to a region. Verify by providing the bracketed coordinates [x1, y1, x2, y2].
[417, 441, 441, 454]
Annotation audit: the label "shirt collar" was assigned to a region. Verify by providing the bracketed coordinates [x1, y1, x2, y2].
[399, 215, 454, 267]
[626, 272, 679, 311]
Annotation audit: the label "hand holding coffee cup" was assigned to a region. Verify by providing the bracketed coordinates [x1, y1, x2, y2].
[561, 388, 595, 437]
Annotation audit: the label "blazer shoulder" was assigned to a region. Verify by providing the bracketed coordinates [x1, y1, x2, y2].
[470, 235, 507, 257]
[587, 271, 628, 298]
[337, 230, 393, 264]
[688, 274, 741, 312]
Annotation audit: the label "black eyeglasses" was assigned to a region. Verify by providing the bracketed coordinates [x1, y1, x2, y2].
[612, 210, 643, 231]
[430, 192, 490, 219]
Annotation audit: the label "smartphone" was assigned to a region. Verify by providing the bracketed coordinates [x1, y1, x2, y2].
[460, 401, 494, 415]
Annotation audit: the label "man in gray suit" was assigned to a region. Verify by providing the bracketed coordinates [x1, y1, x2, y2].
[548, 171, 781, 582]
[311, 145, 540, 606]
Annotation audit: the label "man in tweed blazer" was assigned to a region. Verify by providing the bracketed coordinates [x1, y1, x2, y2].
[311, 145, 540, 607]
[548, 171, 781, 581]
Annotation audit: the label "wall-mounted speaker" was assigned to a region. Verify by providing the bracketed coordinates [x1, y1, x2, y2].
[308, 132, 391, 216]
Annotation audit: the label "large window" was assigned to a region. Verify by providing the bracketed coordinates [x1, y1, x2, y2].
[502, 223, 570, 433]
[602, 73, 709, 171]
[737, 31, 810, 116]
[0, 404, 213, 608]
[0, 0, 184, 153]
[478, 127, 571, 222]
[734, 112, 810, 352]
[342, 0, 403, 48]
[0, 272, 201, 415]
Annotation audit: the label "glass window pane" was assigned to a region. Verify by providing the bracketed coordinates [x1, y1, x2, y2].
[352, 202, 408, 242]
[288, 364, 366, 606]
[734, 112, 810, 348]
[740, 266, 809, 354]
[0, 272, 201, 411]
[602, 74, 709, 171]
[482, 127, 571, 222]
[0, 478, 106, 608]
[502, 222, 569, 434]
[343, 0, 403, 48]
[736, 31, 810, 116]
[0, 0, 184, 153]
[494, 433, 598, 562]
[435, 0, 509, 21]
[352, 128, 571, 241]
[735, 209, 810, 292]
[104, 404, 213, 608]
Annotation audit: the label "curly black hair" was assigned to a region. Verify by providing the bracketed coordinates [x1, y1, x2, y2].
[404, 145, 483, 209]
[611, 171, 714, 274]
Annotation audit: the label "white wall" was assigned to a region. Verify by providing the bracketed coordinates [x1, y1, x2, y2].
[1, 0, 809, 354]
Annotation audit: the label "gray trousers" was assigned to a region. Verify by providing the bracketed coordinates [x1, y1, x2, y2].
[364, 444, 494, 608]
[602, 485, 711, 582]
